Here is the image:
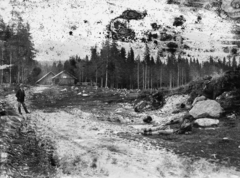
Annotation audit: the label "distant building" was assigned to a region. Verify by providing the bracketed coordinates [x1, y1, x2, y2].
[35, 72, 55, 85]
[52, 70, 77, 85]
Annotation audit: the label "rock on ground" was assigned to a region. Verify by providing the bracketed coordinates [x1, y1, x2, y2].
[189, 100, 222, 119]
[192, 95, 206, 107]
[177, 114, 194, 134]
[194, 118, 220, 127]
[142, 116, 153, 123]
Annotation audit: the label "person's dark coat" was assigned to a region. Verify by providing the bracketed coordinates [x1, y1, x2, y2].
[16, 89, 25, 102]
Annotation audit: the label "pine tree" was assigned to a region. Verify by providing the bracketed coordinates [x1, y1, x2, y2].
[156, 51, 163, 88]
[100, 40, 111, 88]
[57, 61, 64, 73]
[51, 62, 58, 74]
[120, 47, 127, 88]
[143, 44, 150, 89]
[90, 46, 99, 85]
[127, 47, 135, 89]
[232, 56, 237, 70]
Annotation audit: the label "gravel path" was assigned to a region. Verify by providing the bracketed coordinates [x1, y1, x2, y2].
[4, 87, 240, 178]
[28, 108, 240, 178]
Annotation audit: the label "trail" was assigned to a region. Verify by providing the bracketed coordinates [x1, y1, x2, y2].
[5, 87, 240, 178]
[29, 109, 240, 178]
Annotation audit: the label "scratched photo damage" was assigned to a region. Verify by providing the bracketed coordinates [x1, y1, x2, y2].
[0, 0, 240, 178]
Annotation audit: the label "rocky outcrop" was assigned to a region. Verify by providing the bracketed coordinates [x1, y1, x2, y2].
[134, 91, 165, 112]
[160, 95, 190, 114]
[189, 100, 222, 118]
[202, 70, 240, 99]
[216, 89, 240, 114]
[194, 118, 219, 127]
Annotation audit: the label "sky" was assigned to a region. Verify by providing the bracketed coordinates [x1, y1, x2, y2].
[0, 0, 238, 62]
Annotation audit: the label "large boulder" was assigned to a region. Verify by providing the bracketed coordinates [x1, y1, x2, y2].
[189, 99, 222, 118]
[194, 118, 219, 127]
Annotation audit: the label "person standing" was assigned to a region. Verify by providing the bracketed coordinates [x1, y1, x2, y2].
[16, 84, 30, 115]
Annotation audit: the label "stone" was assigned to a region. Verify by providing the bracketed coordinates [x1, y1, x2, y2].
[189, 100, 222, 118]
[82, 93, 89, 97]
[134, 100, 150, 112]
[194, 118, 219, 127]
[165, 112, 188, 125]
[177, 114, 194, 134]
[108, 114, 123, 123]
[192, 95, 206, 106]
[143, 116, 152, 124]
[226, 113, 236, 120]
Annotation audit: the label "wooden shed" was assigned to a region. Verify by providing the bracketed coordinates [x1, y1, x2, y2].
[52, 70, 77, 85]
[35, 72, 55, 85]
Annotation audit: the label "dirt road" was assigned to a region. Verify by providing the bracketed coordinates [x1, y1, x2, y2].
[5, 86, 240, 178]
[28, 109, 239, 178]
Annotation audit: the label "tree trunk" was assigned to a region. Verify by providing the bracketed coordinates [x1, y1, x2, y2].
[137, 60, 139, 89]
[80, 69, 81, 83]
[145, 64, 147, 89]
[9, 51, 12, 84]
[96, 69, 98, 85]
[81, 68, 83, 82]
[1, 47, 3, 84]
[147, 66, 150, 89]
[101, 77, 103, 88]
[22, 64, 24, 83]
[105, 64, 108, 88]
[159, 67, 161, 88]
[182, 68, 184, 85]
[169, 71, 172, 89]
[105, 56, 108, 88]
[130, 76, 131, 89]
[142, 64, 145, 89]
[17, 66, 20, 83]
[151, 71, 153, 90]
[177, 65, 180, 87]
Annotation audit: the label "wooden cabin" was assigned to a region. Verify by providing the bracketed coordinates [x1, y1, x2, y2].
[35, 72, 55, 85]
[52, 70, 77, 85]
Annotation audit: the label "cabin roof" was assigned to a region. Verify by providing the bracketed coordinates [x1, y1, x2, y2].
[35, 71, 55, 84]
[52, 70, 77, 80]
